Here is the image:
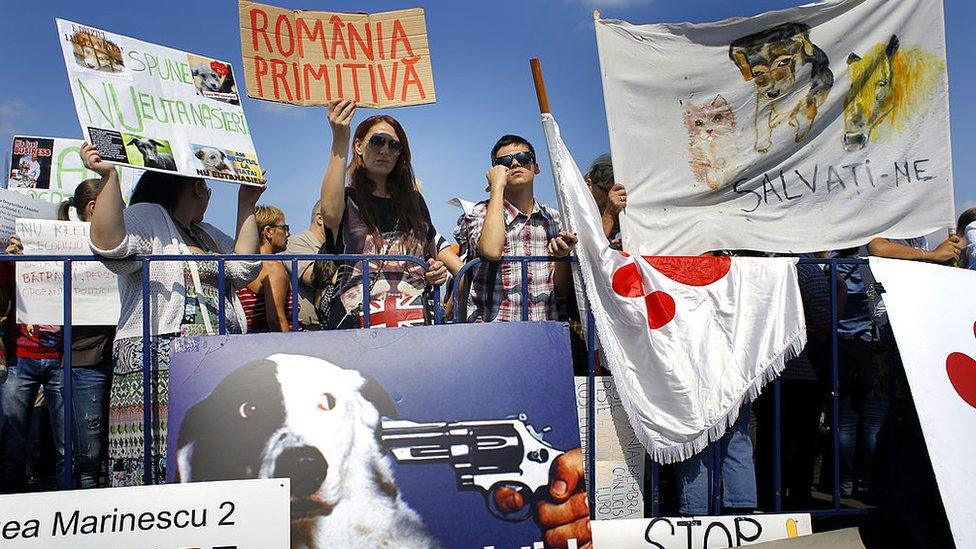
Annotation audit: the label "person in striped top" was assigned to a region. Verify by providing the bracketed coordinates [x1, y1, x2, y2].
[237, 205, 293, 333]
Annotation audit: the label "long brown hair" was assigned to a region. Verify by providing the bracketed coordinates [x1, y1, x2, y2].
[348, 115, 427, 241]
[57, 178, 107, 221]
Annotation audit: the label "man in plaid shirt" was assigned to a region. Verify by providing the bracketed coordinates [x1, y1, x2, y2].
[454, 135, 578, 322]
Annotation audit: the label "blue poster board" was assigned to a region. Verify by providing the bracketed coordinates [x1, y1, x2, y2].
[167, 322, 582, 548]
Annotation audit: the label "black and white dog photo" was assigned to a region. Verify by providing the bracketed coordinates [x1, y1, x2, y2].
[175, 354, 439, 549]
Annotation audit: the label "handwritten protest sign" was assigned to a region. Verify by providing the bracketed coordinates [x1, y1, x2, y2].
[15, 219, 120, 326]
[576, 376, 645, 520]
[56, 20, 262, 185]
[7, 136, 141, 205]
[0, 188, 58, 241]
[239, 1, 435, 108]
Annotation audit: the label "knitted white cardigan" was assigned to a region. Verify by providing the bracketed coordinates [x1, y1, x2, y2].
[90, 202, 261, 339]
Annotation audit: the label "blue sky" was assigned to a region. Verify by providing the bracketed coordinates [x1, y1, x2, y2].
[2, 0, 973, 238]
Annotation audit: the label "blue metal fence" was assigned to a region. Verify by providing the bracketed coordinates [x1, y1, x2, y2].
[0, 253, 877, 523]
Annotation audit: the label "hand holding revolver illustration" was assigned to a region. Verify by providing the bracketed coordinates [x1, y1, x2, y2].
[380, 413, 568, 522]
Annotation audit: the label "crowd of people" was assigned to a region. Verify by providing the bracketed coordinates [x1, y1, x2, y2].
[0, 100, 973, 547]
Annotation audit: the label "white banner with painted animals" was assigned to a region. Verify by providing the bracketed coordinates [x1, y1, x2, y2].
[575, 376, 645, 520]
[869, 258, 976, 549]
[0, 479, 289, 548]
[591, 513, 812, 548]
[15, 219, 121, 326]
[56, 20, 263, 186]
[6, 136, 141, 205]
[595, 0, 954, 255]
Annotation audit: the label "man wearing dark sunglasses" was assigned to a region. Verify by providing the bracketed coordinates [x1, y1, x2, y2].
[454, 134, 578, 323]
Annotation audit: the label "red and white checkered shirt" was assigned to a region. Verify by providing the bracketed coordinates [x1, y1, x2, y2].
[455, 198, 563, 322]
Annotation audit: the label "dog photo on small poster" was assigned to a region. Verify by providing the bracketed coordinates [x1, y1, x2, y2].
[166, 322, 586, 549]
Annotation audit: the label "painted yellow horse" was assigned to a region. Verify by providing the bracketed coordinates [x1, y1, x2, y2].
[843, 35, 945, 151]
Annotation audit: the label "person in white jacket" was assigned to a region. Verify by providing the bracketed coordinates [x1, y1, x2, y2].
[84, 142, 264, 486]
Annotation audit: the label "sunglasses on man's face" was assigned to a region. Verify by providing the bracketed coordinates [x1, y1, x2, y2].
[367, 134, 403, 154]
[492, 151, 535, 168]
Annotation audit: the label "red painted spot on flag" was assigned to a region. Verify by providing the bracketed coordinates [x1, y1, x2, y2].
[946, 321, 976, 410]
[645, 291, 676, 329]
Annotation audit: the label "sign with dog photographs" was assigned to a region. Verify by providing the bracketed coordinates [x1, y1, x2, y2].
[167, 323, 587, 549]
[595, 0, 954, 255]
[239, 1, 436, 108]
[0, 479, 288, 548]
[6, 136, 141, 205]
[56, 20, 263, 186]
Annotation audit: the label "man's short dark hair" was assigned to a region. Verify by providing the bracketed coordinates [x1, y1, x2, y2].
[490, 134, 535, 163]
[586, 154, 614, 191]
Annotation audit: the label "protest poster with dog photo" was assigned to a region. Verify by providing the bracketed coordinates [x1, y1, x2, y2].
[6, 136, 141, 205]
[166, 322, 588, 549]
[56, 20, 263, 186]
[596, 0, 954, 255]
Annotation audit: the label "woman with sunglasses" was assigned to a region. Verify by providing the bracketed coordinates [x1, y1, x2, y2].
[236, 204, 293, 332]
[85, 143, 264, 486]
[319, 99, 458, 328]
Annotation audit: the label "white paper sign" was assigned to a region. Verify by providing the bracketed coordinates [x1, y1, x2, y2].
[0, 479, 289, 548]
[0, 188, 58, 241]
[575, 376, 645, 519]
[868, 258, 976, 549]
[15, 219, 121, 325]
[596, 0, 954, 255]
[591, 514, 812, 549]
[56, 19, 263, 185]
[6, 135, 141, 205]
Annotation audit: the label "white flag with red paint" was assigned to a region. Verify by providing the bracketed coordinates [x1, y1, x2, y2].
[542, 113, 806, 463]
[869, 258, 976, 549]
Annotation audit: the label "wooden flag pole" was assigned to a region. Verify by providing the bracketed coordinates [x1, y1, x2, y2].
[529, 58, 550, 114]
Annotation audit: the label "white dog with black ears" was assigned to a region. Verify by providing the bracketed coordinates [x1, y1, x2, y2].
[174, 353, 440, 549]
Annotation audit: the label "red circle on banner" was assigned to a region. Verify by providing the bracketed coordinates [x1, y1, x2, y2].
[645, 291, 676, 329]
[946, 352, 976, 410]
[645, 256, 732, 287]
[612, 262, 645, 298]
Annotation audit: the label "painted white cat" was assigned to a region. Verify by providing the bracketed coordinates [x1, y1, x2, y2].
[684, 95, 738, 190]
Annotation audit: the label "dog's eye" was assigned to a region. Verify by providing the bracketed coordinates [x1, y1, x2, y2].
[238, 402, 257, 419]
[318, 393, 337, 411]
[876, 79, 889, 87]
[776, 58, 791, 67]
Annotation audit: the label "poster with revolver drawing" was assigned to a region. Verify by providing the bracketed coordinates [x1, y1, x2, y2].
[167, 322, 587, 549]
[56, 19, 263, 186]
[596, 0, 954, 255]
[575, 376, 645, 520]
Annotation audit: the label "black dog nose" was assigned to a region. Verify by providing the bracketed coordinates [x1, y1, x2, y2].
[275, 446, 328, 498]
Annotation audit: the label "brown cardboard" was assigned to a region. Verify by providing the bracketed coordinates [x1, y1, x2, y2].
[239, 0, 436, 108]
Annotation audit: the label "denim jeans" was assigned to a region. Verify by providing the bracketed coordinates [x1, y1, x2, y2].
[838, 339, 888, 496]
[673, 404, 757, 514]
[72, 361, 112, 488]
[0, 357, 66, 493]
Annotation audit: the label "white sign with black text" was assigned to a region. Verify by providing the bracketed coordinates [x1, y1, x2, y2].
[0, 478, 289, 548]
[591, 514, 812, 549]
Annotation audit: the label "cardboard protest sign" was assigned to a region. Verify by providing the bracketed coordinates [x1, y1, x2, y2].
[591, 514, 812, 548]
[595, 0, 954, 254]
[15, 219, 121, 326]
[168, 323, 585, 548]
[56, 20, 262, 185]
[7, 136, 141, 205]
[239, 1, 435, 108]
[575, 376, 645, 520]
[0, 188, 58, 241]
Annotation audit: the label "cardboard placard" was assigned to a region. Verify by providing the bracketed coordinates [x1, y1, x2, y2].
[239, 1, 435, 108]
[591, 514, 812, 548]
[56, 19, 262, 185]
[0, 188, 58, 241]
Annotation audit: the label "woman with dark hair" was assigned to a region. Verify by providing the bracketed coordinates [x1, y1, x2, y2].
[318, 99, 459, 328]
[957, 207, 976, 269]
[84, 143, 264, 486]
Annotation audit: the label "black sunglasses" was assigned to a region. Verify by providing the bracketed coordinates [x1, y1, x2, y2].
[268, 224, 290, 232]
[367, 134, 402, 153]
[492, 151, 535, 168]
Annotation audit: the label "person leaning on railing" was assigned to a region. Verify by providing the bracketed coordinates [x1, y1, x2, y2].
[316, 99, 460, 329]
[236, 204, 293, 333]
[84, 143, 265, 486]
